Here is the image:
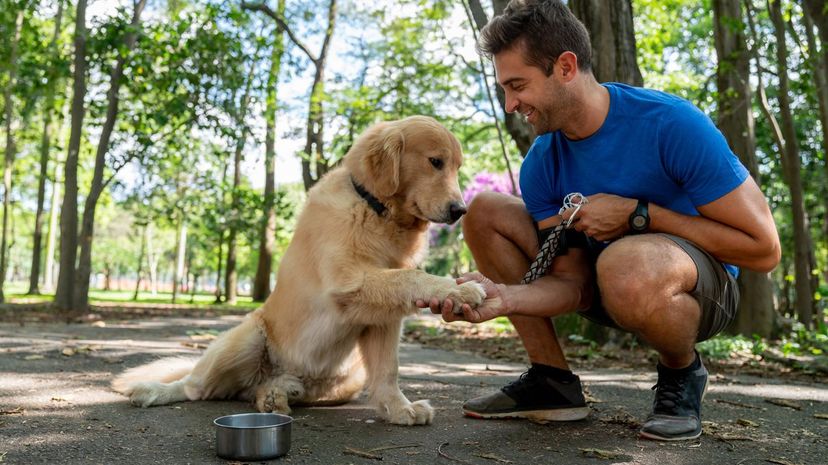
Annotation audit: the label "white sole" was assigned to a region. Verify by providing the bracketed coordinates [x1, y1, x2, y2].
[463, 406, 590, 423]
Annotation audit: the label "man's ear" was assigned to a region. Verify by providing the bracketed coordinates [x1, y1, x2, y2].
[557, 51, 578, 82]
[365, 124, 403, 197]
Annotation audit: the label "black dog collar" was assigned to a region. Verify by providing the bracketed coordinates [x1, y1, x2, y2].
[351, 178, 388, 217]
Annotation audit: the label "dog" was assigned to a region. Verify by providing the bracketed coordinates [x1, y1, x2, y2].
[112, 116, 486, 425]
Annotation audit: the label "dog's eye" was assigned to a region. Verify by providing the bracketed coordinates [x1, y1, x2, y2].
[429, 157, 444, 170]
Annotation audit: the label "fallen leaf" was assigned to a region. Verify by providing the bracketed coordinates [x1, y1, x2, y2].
[766, 459, 801, 465]
[24, 355, 44, 361]
[813, 413, 828, 420]
[0, 408, 24, 415]
[474, 452, 513, 463]
[91, 321, 106, 327]
[50, 397, 66, 402]
[579, 448, 623, 460]
[764, 399, 802, 410]
[737, 418, 759, 427]
[61, 348, 76, 357]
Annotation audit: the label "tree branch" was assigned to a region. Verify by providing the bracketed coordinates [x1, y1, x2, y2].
[241, 1, 318, 64]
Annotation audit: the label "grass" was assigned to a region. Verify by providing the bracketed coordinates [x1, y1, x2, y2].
[2, 281, 260, 310]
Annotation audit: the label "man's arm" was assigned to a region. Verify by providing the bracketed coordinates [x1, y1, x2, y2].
[421, 215, 593, 323]
[563, 176, 780, 272]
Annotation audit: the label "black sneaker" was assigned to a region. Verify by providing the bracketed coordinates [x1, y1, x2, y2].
[462, 366, 589, 423]
[640, 353, 708, 441]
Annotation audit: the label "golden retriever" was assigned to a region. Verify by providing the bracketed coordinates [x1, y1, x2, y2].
[112, 116, 486, 425]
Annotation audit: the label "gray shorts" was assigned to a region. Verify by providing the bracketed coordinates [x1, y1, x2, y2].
[576, 233, 739, 342]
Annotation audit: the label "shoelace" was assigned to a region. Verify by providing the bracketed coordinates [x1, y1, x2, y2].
[651, 377, 686, 415]
[502, 369, 540, 395]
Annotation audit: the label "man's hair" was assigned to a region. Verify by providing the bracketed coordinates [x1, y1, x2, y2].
[477, 0, 592, 76]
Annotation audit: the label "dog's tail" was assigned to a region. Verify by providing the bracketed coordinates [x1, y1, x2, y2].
[111, 357, 198, 396]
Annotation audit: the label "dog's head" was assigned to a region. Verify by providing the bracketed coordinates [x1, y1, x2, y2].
[345, 116, 467, 224]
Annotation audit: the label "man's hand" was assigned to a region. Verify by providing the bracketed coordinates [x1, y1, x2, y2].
[415, 272, 510, 323]
[560, 193, 637, 241]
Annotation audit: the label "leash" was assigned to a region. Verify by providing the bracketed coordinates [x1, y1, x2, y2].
[521, 193, 588, 284]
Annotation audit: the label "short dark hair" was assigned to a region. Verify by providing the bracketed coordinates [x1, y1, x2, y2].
[477, 0, 592, 75]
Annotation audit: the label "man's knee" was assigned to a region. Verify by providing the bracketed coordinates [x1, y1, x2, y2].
[596, 237, 669, 331]
[462, 192, 512, 239]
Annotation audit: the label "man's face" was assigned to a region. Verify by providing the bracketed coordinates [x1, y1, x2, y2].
[493, 45, 572, 135]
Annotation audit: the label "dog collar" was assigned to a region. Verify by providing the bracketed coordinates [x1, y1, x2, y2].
[351, 178, 388, 217]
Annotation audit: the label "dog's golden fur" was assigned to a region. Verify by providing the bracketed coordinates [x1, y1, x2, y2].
[112, 116, 485, 425]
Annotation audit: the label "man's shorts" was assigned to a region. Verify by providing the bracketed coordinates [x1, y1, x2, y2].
[548, 230, 739, 342]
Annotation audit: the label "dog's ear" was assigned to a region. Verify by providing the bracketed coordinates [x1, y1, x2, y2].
[366, 124, 403, 197]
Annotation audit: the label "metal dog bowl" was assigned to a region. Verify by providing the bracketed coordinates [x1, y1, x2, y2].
[214, 413, 292, 460]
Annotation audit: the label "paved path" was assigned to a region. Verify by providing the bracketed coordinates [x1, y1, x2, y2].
[0, 314, 826, 464]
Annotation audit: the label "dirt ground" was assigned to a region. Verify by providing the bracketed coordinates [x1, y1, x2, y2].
[0, 307, 826, 464]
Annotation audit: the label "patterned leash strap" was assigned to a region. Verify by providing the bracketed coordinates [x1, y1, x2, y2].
[520, 193, 588, 285]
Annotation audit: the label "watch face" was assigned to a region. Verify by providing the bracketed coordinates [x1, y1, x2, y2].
[632, 215, 647, 229]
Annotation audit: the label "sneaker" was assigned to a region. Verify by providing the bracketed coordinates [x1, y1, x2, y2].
[639, 353, 708, 441]
[462, 365, 589, 423]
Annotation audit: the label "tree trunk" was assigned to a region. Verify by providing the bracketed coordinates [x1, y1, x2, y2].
[29, 1, 65, 296]
[802, 5, 828, 286]
[73, 0, 147, 312]
[713, 0, 776, 338]
[467, 0, 535, 156]
[172, 220, 186, 303]
[225, 50, 258, 305]
[0, 8, 24, 303]
[253, 5, 286, 302]
[44, 150, 63, 292]
[55, 0, 88, 314]
[133, 223, 147, 300]
[147, 222, 158, 294]
[570, 0, 643, 86]
[767, 0, 816, 327]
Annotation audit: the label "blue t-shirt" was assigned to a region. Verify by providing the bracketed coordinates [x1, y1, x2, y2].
[519, 83, 749, 277]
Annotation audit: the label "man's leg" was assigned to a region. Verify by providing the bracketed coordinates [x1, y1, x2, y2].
[596, 234, 735, 441]
[462, 192, 569, 369]
[460, 192, 589, 422]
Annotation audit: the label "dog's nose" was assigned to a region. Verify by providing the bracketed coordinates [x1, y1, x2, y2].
[448, 202, 467, 223]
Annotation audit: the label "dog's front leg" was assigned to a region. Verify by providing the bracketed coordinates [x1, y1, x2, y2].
[359, 321, 433, 426]
[333, 269, 485, 323]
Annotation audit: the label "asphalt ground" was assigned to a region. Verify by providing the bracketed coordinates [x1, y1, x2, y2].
[1, 314, 826, 465]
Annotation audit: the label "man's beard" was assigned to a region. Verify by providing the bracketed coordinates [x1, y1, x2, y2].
[530, 84, 572, 135]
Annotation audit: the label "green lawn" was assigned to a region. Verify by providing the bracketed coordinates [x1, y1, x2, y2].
[2, 282, 259, 310]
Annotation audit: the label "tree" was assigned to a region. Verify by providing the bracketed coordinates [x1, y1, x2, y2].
[253, 1, 287, 302]
[243, 0, 339, 191]
[713, 0, 775, 337]
[0, 5, 24, 302]
[225, 46, 259, 304]
[765, 0, 817, 327]
[55, 0, 88, 314]
[466, 0, 535, 156]
[73, 0, 148, 312]
[570, 0, 644, 86]
[29, 0, 65, 295]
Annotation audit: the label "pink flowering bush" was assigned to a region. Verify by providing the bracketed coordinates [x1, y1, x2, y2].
[426, 172, 519, 275]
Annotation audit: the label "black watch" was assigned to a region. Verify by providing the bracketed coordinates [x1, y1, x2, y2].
[628, 199, 650, 234]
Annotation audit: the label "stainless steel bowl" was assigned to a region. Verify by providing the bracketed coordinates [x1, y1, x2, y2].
[214, 413, 292, 461]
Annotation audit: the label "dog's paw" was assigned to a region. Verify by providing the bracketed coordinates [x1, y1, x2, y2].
[128, 382, 163, 408]
[255, 386, 292, 414]
[447, 281, 486, 310]
[384, 399, 434, 426]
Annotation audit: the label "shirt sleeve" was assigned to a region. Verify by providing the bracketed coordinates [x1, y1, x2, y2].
[659, 101, 749, 206]
[519, 136, 561, 222]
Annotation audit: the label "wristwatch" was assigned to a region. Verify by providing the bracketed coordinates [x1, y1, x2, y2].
[628, 199, 650, 234]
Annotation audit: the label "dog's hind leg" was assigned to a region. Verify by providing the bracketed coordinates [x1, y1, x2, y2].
[126, 314, 269, 407]
[253, 374, 305, 414]
[359, 321, 433, 425]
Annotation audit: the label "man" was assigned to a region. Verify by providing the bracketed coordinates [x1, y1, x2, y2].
[416, 0, 780, 441]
